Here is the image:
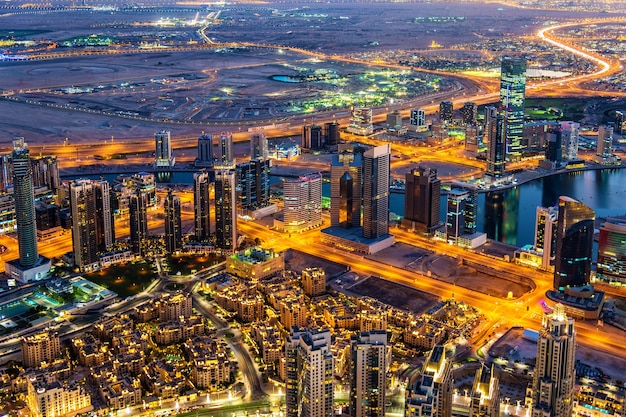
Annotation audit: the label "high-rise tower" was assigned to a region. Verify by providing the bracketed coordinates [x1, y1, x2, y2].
[528, 304, 576, 417]
[460, 102, 477, 125]
[13, 138, 38, 268]
[70, 179, 99, 271]
[500, 56, 526, 160]
[217, 132, 234, 167]
[194, 171, 211, 241]
[560, 122, 580, 161]
[362, 145, 390, 239]
[484, 106, 507, 179]
[164, 190, 182, 254]
[596, 125, 613, 159]
[349, 331, 388, 417]
[553, 196, 595, 290]
[439, 101, 453, 124]
[250, 132, 268, 160]
[330, 152, 362, 228]
[302, 125, 324, 150]
[129, 191, 149, 256]
[403, 166, 441, 234]
[535, 206, 558, 271]
[154, 130, 175, 168]
[214, 169, 237, 251]
[283, 173, 323, 232]
[405, 345, 453, 417]
[196, 133, 214, 167]
[286, 327, 334, 417]
[94, 179, 114, 252]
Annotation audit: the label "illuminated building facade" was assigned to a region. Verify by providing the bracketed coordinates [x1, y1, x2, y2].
[616, 110, 626, 134]
[13, 138, 38, 268]
[282, 173, 323, 232]
[214, 169, 237, 251]
[217, 132, 234, 167]
[596, 217, 626, 284]
[286, 327, 334, 417]
[195, 133, 214, 167]
[250, 132, 268, 160]
[237, 159, 271, 212]
[349, 331, 388, 417]
[154, 130, 175, 168]
[410, 108, 426, 130]
[164, 190, 182, 254]
[362, 145, 390, 239]
[461, 102, 477, 125]
[69, 179, 99, 271]
[465, 125, 479, 152]
[560, 122, 580, 161]
[439, 101, 453, 124]
[445, 186, 478, 243]
[596, 125, 613, 159]
[500, 56, 526, 160]
[302, 267, 326, 297]
[193, 171, 211, 241]
[330, 152, 362, 228]
[21, 330, 61, 369]
[484, 106, 506, 179]
[347, 106, 373, 136]
[31, 155, 60, 192]
[553, 196, 595, 290]
[27, 378, 93, 417]
[535, 206, 558, 270]
[405, 345, 452, 417]
[403, 166, 440, 234]
[129, 190, 149, 256]
[528, 304, 576, 417]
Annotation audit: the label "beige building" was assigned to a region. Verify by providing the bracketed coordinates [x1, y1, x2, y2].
[226, 247, 285, 280]
[405, 345, 453, 417]
[158, 292, 193, 321]
[155, 315, 205, 345]
[97, 375, 142, 410]
[279, 295, 308, 330]
[22, 330, 61, 369]
[302, 267, 326, 297]
[184, 336, 232, 391]
[27, 378, 92, 417]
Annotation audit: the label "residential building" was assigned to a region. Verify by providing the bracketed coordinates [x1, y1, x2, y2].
[410, 108, 426, 130]
[484, 106, 506, 179]
[129, 191, 149, 256]
[347, 106, 373, 136]
[439, 101, 453, 124]
[217, 132, 234, 167]
[69, 179, 99, 271]
[527, 304, 576, 417]
[194, 170, 211, 241]
[286, 327, 334, 417]
[302, 125, 324, 150]
[302, 267, 326, 297]
[349, 331, 388, 417]
[560, 122, 580, 161]
[154, 130, 175, 168]
[461, 102, 477, 125]
[282, 173, 323, 232]
[405, 345, 452, 417]
[196, 133, 214, 167]
[535, 206, 558, 271]
[250, 132, 268, 160]
[330, 152, 362, 228]
[21, 330, 61, 369]
[596, 217, 626, 284]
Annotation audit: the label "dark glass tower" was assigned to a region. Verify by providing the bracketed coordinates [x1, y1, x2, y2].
[500, 56, 526, 160]
[195, 133, 214, 167]
[214, 169, 237, 251]
[403, 166, 440, 234]
[129, 191, 149, 256]
[330, 152, 362, 228]
[12, 138, 38, 268]
[362, 145, 390, 239]
[164, 190, 182, 254]
[70, 179, 98, 271]
[193, 171, 211, 241]
[485, 106, 507, 179]
[553, 196, 595, 290]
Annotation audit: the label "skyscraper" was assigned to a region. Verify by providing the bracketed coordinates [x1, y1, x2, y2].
[500, 56, 526, 160]
[94, 179, 114, 252]
[70, 179, 99, 271]
[553, 196, 595, 290]
[214, 169, 237, 251]
[403, 166, 440, 234]
[446, 186, 478, 243]
[439, 101, 453, 124]
[528, 304, 576, 417]
[129, 191, 149, 256]
[409, 108, 426, 130]
[535, 206, 558, 271]
[217, 132, 234, 167]
[545, 127, 563, 163]
[286, 327, 333, 417]
[349, 331, 388, 417]
[596, 217, 626, 284]
[405, 345, 452, 417]
[323, 121, 340, 145]
[484, 106, 506, 179]
[194, 171, 211, 241]
[560, 121, 580, 161]
[283, 173, 323, 232]
[330, 152, 362, 228]
[12, 138, 38, 268]
[196, 133, 214, 167]
[250, 132, 268, 160]
[347, 106, 373, 136]
[164, 190, 182, 254]
[596, 125, 613, 159]
[237, 159, 271, 212]
[31, 155, 60, 192]
[302, 125, 324, 150]
[154, 130, 175, 168]
[362, 145, 390, 239]
[460, 102, 477, 125]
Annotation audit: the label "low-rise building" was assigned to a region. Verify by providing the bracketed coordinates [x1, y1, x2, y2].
[226, 247, 284, 280]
